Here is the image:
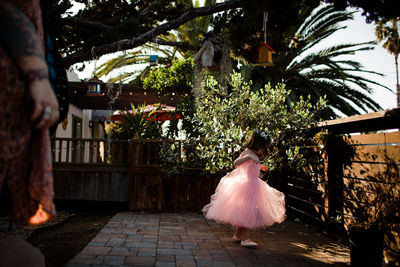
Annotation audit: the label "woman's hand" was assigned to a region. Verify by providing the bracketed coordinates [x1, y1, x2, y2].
[260, 164, 269, 172]
[30, 79, 59, 131]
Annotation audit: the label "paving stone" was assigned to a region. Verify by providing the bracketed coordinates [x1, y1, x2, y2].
[156, 254, 175, 262]
[138, 248, 156, 256]
[198, 242, 224, 249]
[125, 256, 155, 265]
[194, 255, 213, 261]
[72, 254, 97, 259]
[192, 249, 211, 256]
[157, 243, 182, 249]
[106, 241, 124, 247]
[158, 235, 181, 242]
[126, 234, 143, 241]
[124, 241, 157, 248]
[210, 249, 229, 255]
[155, 262, 176, 267]
[176, 259, 196, 267]
[142, 236, 158, 242]
[212, 253, 232, 261]
[102, 255, 126, 265]
[80, 246, 111, 256]
[111, 247, 129, 252]
[109, 251, 136, 257]
[157, 248, 192, 256]
[180, 235, 197, 242]
[102, 228, 123, 234]
[138, 230, 158, 235]
[92, 236, 110, 243]
[175, 254, 194, 261]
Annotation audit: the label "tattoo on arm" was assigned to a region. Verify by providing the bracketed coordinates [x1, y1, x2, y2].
[26, 68, 49, 82]
[0, 1, 45, 63]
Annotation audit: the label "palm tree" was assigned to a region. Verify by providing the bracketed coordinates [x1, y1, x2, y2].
[95, 43, 178, 84]
[375, 18, 400, 108]
[242, 5, 390, 118]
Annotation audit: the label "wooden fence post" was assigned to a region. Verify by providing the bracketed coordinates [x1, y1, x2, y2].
[128, 139, 137, 210]
[324, 131, 344, 233]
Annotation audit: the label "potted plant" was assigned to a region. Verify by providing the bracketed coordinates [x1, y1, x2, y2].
[347, 176, 400, 266]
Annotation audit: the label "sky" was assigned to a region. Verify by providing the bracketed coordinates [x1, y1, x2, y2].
[321, 12, 397, 111]
[69, 3, 398, 112]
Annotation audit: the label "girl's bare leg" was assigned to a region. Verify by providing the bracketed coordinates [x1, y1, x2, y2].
[240, 228, 258, 247]
[241, 228, 248, 240]
[233, 226, 244, 241]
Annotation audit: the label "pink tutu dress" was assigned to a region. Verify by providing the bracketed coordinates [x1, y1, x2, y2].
[203, 148, 286, 229]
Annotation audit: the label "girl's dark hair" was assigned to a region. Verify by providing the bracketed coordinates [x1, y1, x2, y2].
[244, 132, 271, 152]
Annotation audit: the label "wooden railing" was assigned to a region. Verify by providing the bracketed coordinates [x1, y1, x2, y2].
[286, 108, 400, 263]
[51, 138, 130, 202]
[51, 138, 129, 165]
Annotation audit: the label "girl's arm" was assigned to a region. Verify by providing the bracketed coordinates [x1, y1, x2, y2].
[234, 154, 260, 167]
[0, 1, 59, 130]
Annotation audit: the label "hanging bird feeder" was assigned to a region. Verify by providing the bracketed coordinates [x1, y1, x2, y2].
[86, 75, 104, 96]
[148, 54, 159, 66]
[256, 42, 275, 66]
[193, 38, 221, 71]
[148, 38, 159, 66]
[255, 11, 275, 66]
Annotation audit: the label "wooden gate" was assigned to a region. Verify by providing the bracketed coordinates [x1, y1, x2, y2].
[51, 138, 130, 201]
[128, 139, 220, 212]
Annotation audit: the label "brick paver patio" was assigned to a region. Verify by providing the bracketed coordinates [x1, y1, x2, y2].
[66, 212, 350, 267]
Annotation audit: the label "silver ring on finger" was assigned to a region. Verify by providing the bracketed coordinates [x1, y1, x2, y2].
[43, 106, 51, 120]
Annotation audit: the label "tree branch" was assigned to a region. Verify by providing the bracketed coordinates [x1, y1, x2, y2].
[64, 0, 241, 67]
[62, 17, 113, 29]
[150, 38, 198, 51]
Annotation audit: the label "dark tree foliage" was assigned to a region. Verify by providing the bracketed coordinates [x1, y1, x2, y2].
[324, 0, 399, 23]
[211, 0, 320, 63]
[50, 0, 190, 55]
[47, 0, 399, 66]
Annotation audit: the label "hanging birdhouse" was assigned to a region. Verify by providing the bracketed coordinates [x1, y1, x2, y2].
[148, 55, 158, 66]
[193, 40, 221, 71]
[256, 42, 275, 66]
[86, 75, 104, 96]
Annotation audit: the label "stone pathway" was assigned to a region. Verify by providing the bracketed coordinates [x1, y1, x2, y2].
[66, 212, 350, 267]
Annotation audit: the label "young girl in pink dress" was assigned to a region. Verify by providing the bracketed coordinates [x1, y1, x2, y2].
[202, 132, 286, 247]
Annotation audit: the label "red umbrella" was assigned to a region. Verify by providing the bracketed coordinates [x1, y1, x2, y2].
[110, 104, 180, 122]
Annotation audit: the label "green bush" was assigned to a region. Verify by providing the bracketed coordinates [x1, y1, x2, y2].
[142, 58, 194, 96]
[105, 103, 161, 139]
[193, 72, 327, 174]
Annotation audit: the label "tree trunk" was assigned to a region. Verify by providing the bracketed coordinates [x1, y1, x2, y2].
[395, 54, 400, 108]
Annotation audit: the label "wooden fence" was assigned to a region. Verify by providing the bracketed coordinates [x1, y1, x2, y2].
[128, 139, 221, 212]
[286, 109, 400, 263]
[52, 138, 130, 201]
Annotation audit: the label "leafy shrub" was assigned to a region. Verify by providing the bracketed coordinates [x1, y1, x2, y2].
[142, 58, 194, 96]
[105, 103, 161, 139]
[193, 72, 327, 174]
